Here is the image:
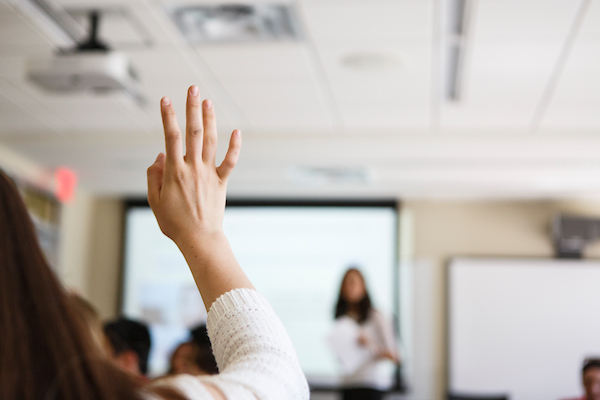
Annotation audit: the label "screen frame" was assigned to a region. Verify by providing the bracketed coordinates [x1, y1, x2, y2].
[120, 197, 402, 391]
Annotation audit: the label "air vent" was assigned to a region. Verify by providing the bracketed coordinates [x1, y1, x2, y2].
[168, 4, 301, 43]
[288, 166, 372, 186]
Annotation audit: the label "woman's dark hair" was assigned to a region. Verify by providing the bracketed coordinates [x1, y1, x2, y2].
[191, 324, 219, 374]
[0, 170, 184, 400]
[334, 268, 372, 324]
[583, 358, 600, 375]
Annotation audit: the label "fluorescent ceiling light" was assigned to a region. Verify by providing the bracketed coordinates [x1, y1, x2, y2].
[168, 4, 301, 43]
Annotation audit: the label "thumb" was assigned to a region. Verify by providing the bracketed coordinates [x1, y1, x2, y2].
[147, 153, 165, 208]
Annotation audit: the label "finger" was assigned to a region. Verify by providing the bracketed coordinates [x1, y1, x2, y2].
[201, 99, 218, 165]
[160, 97, 183, 164]
[185, 85, 202, 164]
[147, 153, 166, 208]
[217, 130, 241, 180]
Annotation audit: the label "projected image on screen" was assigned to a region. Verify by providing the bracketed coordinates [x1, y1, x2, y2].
[122, 204, 397, 385]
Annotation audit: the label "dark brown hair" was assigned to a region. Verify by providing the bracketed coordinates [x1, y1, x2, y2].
[0, 170, 184, 400]
[334, 267, 372, 324]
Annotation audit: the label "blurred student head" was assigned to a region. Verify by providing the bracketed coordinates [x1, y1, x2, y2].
[583, 359, 600, 400]
[169, 325, 218, 376]
[190, 324, 218, 375]
[335, 267, 372, 324]
[0, 170, 142, 400]
[104, 318, 151, 377]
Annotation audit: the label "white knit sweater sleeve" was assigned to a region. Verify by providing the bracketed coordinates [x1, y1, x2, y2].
[196, 288, 310, 400]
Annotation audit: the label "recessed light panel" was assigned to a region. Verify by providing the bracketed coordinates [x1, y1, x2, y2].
[169, 4, 301, 43]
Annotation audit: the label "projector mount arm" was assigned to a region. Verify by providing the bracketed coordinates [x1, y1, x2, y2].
[76, 11, 109, 52]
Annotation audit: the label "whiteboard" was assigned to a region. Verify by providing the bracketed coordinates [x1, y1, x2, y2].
[448, 258, 600, 400]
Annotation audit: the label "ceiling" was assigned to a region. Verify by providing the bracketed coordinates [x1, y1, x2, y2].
[1, 0, 600, 199]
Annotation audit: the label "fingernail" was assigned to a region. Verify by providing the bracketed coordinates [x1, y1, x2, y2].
[204, 99, 212, 110]
[190, 85, 199, 96]
[161, 97, 171, 106]
[234, 129, 241, 137]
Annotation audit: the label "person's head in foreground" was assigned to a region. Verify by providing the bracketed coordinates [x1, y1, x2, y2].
[104, 318, 151, 377]
[335, 267, 372, 323]
[583, 359, 600, 400]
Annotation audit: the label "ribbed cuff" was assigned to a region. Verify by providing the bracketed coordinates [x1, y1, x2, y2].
[207, 288, 267, 328]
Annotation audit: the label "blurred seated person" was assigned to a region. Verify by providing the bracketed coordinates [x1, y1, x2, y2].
[169, 324, 218, 376]
[104, 318, 151, 380]
[562, 359, 600, 400]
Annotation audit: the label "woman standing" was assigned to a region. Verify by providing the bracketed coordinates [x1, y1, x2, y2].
[333, 268, 399, 400]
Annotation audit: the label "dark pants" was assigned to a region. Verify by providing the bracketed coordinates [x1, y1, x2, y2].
[341, 388, 385, 400]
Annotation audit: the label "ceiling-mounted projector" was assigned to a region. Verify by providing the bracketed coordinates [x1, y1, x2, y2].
[26, 10, 144, 104]
[28, 51, 139, 95]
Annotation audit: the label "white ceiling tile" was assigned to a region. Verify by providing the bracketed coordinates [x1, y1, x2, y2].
[198, 43, 315, 80]
[578, 0, 600, 41]
[315, 39, 429, 76]
[158, 0, 292, 6]
[299, 0, 433, 41]
[0, 101, 57, 134]
[223, 77, 332, 132]
[473, 0, 581, 43]
[315, 40, 431, 129]
[541, 42, 600, 129]
[553, 42, 600, 72]
[198, 43, 331, 131]
[0, 55, 29, 79]
[332, 81, 431, 129]
[55, 0, 145, 6]
[0, 9, 54, 49]
[128, 49, 199, 80]
[469, 43, 567, 73]
[441, 43, 561, 128]
[31, 97, 141, 132]
[442, 71, 551, 129]
[0, 79, 70, 133]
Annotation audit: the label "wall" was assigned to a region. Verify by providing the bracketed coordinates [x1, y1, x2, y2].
[402, 199, 600, 400]
[85, 198, 125, 319]
[58, 194, 124, 320]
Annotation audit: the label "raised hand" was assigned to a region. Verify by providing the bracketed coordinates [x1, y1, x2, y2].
[147, 85, 240, 248]
[147, 85, 253, 311]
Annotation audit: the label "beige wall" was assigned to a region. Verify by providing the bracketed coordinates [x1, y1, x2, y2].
[403, 199, 600, 400]
[58, 194, 124, 320]
[86, 198, 125, 319]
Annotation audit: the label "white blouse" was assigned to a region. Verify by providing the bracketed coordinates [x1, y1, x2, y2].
[341, 309, 397, 391]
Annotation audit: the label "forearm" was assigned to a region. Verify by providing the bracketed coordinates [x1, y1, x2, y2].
[177, 231, 254, 311]
[202, 289, 309, 400]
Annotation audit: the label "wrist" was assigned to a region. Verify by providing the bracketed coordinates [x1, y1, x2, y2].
[175, 229, 228, 257]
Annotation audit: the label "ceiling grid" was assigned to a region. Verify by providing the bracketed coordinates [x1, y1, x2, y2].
[0, 0, 600, 198]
